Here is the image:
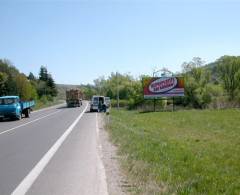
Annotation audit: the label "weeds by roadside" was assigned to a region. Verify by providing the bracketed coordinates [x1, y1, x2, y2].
[106, 109, 240, 194]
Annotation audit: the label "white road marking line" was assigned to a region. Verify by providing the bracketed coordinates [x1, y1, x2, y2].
[96, 113, 99, 135]
[0, 110, 61, 136]
[11, 104, 88, 195]
[96, 113, 109, 195]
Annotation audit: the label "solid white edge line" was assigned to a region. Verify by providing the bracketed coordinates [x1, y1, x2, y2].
[0, 110, 61, 136]
[11, 103, 88, 195]
[96, 113, 109, 195]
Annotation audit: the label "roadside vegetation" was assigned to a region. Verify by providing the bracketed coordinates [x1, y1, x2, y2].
[57, 55, 240, 110]
[106, 108, 240, 194]
[0, 59, 58, 109]
[91, 55, 240, 110]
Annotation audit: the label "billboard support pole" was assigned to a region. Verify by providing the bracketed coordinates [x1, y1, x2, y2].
[172, 97, 175, 112]
[152, 70, 158, 112]
[153, 98, 156, 112]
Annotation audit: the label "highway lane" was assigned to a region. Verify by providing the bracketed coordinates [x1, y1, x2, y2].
[0, 101, 108, 195]
[0, 103, 65, 135]
[26, 111, 107, 195]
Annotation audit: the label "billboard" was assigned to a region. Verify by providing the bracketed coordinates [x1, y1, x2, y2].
[143, 77, 184, 98]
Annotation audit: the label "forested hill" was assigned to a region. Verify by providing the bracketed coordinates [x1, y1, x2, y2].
[0, 59, 58, 102]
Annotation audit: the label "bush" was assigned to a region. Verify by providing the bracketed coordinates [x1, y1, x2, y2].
[111, 99, 129, 108]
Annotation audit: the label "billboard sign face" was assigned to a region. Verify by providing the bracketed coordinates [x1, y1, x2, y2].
[143, 77, 184, 98]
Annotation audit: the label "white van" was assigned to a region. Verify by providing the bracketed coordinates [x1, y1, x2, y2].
[90, 96, 105, 112]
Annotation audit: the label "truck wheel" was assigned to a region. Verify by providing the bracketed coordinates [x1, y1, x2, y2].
[25, 109, 30, 118]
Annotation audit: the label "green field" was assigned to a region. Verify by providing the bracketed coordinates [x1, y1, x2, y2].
[33, 99, 64, 110]
[106, 109, 240, 194]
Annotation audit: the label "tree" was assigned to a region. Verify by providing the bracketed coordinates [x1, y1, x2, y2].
[0, 60, 20, 95]
[181, 57, 212, 108]
[36, 80, 48, 97]
[39, 66, 48, 81]
[81, 84, 97, 100]
[182, 57, 205, 73]
[28, 72, 36, 81]
[0, 72, 8, 96]
[47, 74, 58, 97]
[37, 67, 58, 98]
[93, 76, 106, 95]
[0, 59, 58, 104]
[192, 57, 205, 67]
[217, 56, 240, 100]
[15, 74, 37, 100]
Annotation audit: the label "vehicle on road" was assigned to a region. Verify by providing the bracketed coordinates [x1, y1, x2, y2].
[66, 89, 83, 107]
[90, 95, 110, 112]
[0, 96, 35, 120]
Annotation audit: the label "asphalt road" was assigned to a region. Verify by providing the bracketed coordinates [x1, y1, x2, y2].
[0, 101, 108, 195]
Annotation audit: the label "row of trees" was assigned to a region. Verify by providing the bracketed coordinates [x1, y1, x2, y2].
[88, 55, 240, 109]
[83, 73, 143, 108]
[2, 55, 239, 109]
[181, 56, 240, 108]
[0, 59, 57, 102]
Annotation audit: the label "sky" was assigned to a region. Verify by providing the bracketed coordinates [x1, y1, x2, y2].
[0, 0, 240, 84]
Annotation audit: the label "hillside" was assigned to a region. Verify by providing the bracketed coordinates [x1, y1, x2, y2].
[204, 62, 219, 83]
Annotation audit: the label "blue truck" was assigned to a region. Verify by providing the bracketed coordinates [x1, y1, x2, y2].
[0, 96, 35, 120]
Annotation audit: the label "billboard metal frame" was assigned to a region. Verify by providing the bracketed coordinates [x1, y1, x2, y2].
[142, 76, 184, 111]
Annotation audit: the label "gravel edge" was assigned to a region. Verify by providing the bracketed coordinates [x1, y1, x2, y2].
[98, 113, 129, 195]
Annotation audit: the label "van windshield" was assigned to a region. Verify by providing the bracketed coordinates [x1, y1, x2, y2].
[0, 98, 17, 105]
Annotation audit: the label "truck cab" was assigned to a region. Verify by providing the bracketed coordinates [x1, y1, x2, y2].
[0, 96, 22, 120]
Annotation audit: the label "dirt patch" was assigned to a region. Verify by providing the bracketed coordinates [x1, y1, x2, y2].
[98, 113, 130, 195]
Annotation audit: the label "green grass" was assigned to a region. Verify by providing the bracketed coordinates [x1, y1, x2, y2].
[106, 109, 240, 194]
[33, 99, 64, 110]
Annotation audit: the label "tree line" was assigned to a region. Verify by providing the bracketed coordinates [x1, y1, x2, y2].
[2, 55, 240, 110]
[86, 55, 240, 109]
[0, 59, 57, 103]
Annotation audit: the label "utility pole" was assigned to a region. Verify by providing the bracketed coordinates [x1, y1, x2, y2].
[116, 71, 119, 109]
[152, 71, 156, 112]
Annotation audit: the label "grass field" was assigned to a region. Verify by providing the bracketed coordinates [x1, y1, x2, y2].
[34, 99, 64, 110]
[106, 109, 240, 194]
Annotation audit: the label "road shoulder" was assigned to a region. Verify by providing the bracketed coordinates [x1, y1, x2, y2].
[98, 113, 129, 195]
